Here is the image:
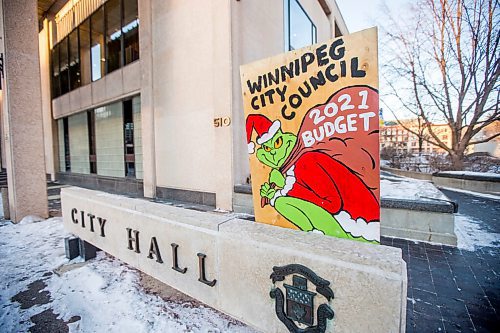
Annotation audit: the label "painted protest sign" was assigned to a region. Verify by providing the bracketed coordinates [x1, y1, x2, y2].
[240, 28, 380, 243]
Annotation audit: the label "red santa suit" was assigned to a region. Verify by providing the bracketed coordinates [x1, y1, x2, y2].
[273, 151, 379, 223]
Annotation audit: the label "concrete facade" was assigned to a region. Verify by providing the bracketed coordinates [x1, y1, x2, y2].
[41, 0, 349, 211]
[0, 0, 49, 222]
[62, 186, 407, 333]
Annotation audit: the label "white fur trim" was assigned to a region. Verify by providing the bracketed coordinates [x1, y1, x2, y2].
[270, 190, 282, 207]
[335, 211, 380, 241]
[257, 120, 281, 144]
[248, 141, 255, 154]
[282, 166, 296, 195]
[270, 167, 296, 206]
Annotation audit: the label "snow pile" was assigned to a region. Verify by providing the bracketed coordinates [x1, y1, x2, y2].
[0, 217, 71, 332]
[0, 218, 255, 333]
[380, 176, 447, 201]
[454, 214, 500, 251]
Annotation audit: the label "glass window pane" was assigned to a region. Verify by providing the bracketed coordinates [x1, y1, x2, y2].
[51, 44, 61, 98]
[123, 0, 139, 65]
[287, 0, 316, 51]
[106, 0, 122, 73]
[69, 29, 81, 90]
[79, 19, 91, 85]
[132, 96, 142, 179]
[123, 99, 135, 177]
[59, 37, 69, 94]
[91, 7, 105, 81]
[95, 102, 125, 177]
[68, 112, 90, 174]
[58, 119, 65, 171]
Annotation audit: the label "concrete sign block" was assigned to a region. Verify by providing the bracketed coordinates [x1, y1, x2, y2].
[62, 187, 406, 332]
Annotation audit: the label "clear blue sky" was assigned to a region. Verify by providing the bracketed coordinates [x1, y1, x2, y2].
[336, 0, 409, 33]
[336, 0, 412, 121]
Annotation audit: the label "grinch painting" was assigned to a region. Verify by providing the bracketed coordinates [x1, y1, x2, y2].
[241, 29, 380, 243]
[245, 86, 380, 243]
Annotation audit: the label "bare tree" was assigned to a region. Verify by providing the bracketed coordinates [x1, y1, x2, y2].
[382, 0, 499, 169]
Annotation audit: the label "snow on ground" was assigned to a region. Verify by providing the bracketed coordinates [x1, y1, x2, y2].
[0, 218, 255, 333]
[454, 214, 500, 251]
[438, 170, 500, 178]
[380, 176, 448, 201]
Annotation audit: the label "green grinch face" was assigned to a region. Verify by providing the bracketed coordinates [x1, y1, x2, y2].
[256, 129, 297, 169]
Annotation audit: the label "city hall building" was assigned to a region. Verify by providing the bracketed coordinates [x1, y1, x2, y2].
[0, 2, 410, 332]
[0, 0, 348, 218]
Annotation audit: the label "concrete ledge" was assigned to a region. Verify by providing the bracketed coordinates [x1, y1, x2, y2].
[56, 173, 144, 197]
[381, 198, 457, 214]
[62, 187, 407, 332]
[432, 175, 500, 194]
[234, 185, 458, 246]
[156, 186, 216, 207]
[434, 172, 500, 182]
[381, 208, 457, 246]
[381, 167, 433, 181]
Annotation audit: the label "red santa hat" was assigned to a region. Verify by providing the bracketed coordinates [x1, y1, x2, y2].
[246, 114, 281, 154]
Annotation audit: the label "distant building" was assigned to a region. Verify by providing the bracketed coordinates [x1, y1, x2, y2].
[380, 120, 452, 155]
[469, 121, 500, 158]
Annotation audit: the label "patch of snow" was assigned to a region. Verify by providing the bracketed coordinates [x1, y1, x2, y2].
[0, 218, 71, 332]
[18, 215, 45, 224]
[0, 217, 256, 333]
[381, 177, 447, 201]
[454, 214, 500, 251]
[439, 171, 500, 178]
[380, 159, 390, 167]
[439, 187, 500, 201]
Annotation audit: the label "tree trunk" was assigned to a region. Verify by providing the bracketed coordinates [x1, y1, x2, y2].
[449, 151, 464, 170]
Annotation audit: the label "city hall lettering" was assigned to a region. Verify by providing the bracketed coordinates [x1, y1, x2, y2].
[70, 208, 216, 287]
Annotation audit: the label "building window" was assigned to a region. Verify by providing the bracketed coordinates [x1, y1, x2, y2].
[95, 102, 125, 177]
[105, 0, 122, 74]
[51, 44, 61, 98]
[88, 111, 97, 174]
[79, 19, 92, 85]
[51, 0, 139, 96]
[123, 0, 139, 65]
[68, 29, 81, 90]
[284, 0, 317, 51]
[68, 113, 90, 174]
[59, 37, 70, 95]
[123, 99, 135, 177]
[63, 118, 71, 171]
[91, 7, 105, 81]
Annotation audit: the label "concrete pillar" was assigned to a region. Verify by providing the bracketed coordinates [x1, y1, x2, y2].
[138, 0, 157, 198]
[39, 18, 57, 182]
[212, 0, 234, 210]
[0, 0, 49, 222]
